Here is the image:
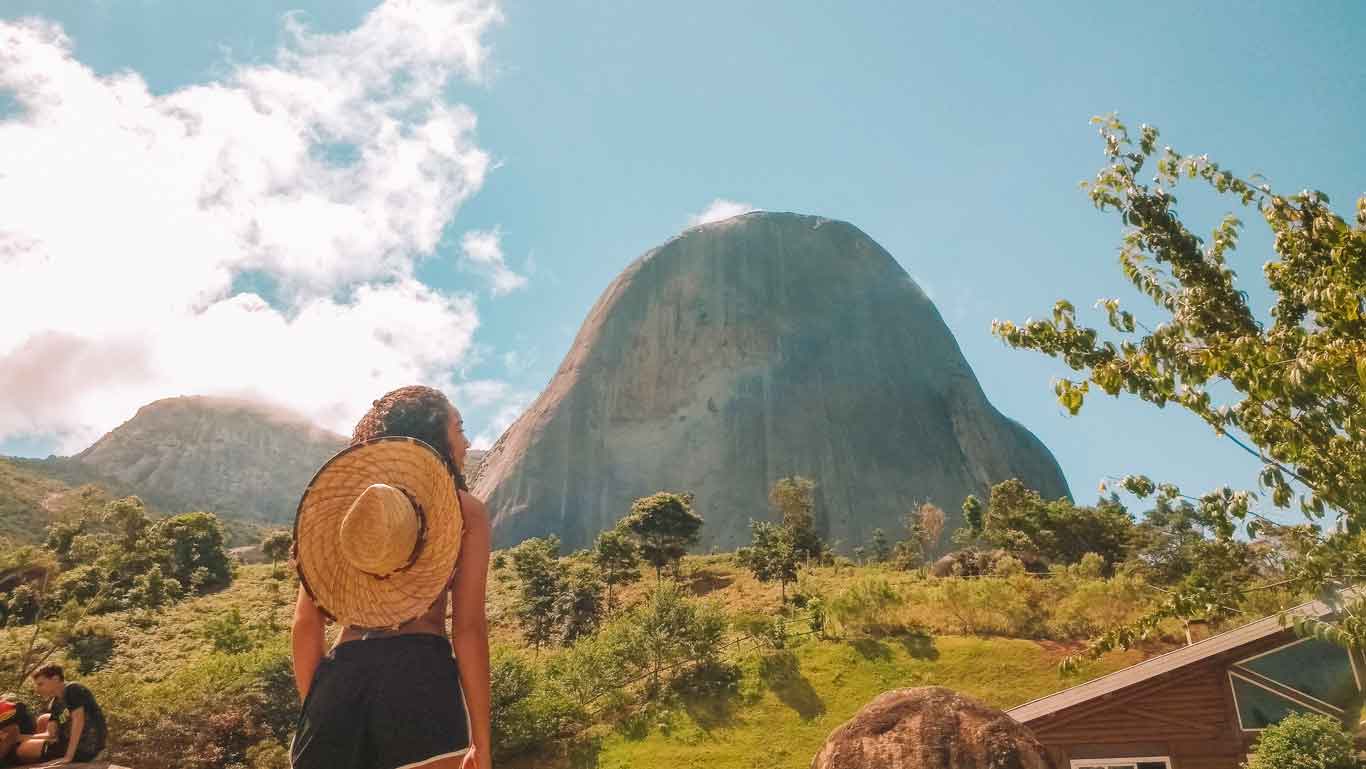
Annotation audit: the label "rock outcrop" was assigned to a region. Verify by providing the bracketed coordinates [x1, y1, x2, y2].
[475, 212, 1069, 552]
[810, 687, 1054, 769]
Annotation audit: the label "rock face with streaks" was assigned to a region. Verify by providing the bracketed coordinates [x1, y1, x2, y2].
[475, 212, 1069, 551]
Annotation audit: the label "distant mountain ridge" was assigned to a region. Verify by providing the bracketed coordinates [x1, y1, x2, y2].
[65, 396, 348, 525]
[3, 397, 489, 544]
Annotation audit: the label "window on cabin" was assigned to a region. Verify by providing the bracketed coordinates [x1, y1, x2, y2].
[1238, 638, 1359, 709]
[1071, 759, 1170, 769]
[1227, 638, 1363, 731]
[1230, 674, 1324, 729]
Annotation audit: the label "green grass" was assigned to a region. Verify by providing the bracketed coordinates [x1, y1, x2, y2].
[7, 555, 1162, 769]
[505, 632, 1143, 769]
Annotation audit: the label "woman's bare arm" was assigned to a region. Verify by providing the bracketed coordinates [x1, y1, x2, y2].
[450, 491, 492, 769]
[292, 585, 327, 700]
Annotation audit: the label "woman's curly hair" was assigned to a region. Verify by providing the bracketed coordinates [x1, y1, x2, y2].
[352, 385, 468, 491]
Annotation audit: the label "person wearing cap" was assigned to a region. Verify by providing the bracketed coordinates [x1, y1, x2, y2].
[0, 697, 36, 739]
[0, 692, 42, 768]
[0, 699, 19, 767]
[289, 386, 492, 769]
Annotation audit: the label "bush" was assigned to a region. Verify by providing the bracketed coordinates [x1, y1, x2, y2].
[202, 607, 255, 654]
[1244, 712, 1357, 769]
[1076, 552, 1106, 579]
[490, 646, 586, 760]
[245, 740, 290, 769]
[68, 619, 117, 674]
[992, 555, 1026, 577]
[828, 578, 902, 636]
[95, 640, 298, 769]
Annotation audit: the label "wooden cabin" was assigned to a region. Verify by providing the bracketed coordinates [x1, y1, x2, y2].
[1008, 597, 1364, 769]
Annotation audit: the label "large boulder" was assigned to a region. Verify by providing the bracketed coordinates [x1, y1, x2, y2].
[475, 212, 1070, 552]
[810, 687, 1054, 769]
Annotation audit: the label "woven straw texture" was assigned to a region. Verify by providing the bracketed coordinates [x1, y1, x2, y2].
[294, 436, 463, 630]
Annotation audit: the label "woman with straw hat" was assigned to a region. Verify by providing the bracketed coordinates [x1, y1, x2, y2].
[289, 386, 492, 769]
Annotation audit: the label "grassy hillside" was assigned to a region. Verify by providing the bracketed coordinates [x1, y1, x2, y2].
[4, 554, 1180, 769]
[0, 457, 109, 543]
[536, 635, 1136, 769]
[0, 456, 267, 548]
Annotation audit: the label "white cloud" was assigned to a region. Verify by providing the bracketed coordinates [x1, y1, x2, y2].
[687, 198, 758, 227]
[460, 227, 527, 295]
[0, 1, 505, 451]
[502, 348, 535, 375]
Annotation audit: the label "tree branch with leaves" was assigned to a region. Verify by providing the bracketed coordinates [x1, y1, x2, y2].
[992, 114, 1366, 667]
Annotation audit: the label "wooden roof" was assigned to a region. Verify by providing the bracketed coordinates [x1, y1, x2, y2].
[1008, 595, 1343, 724]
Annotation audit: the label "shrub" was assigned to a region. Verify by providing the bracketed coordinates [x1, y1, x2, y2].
[96, 640, 298, 769]
[490, 646, 585, 760]
[828, 578, 901, 636]
[1244, 712, 1357, 769]
[992, 555, 1026, 577]
[201, 608, 255, 654]
[1076, 552, 1106, 579]
[67, 619, 116, 674]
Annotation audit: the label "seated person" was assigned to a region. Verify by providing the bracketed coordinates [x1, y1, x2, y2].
[0, 695, 36, 738]
[1, 694, 44, 769]
[0, 701, 19, 767]
[10, 666, 106, 765]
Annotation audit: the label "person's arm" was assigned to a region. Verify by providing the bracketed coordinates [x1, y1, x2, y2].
[292, 585, 327, 701]
[450, 491, 492, 769]
[58, 706, 83, 764]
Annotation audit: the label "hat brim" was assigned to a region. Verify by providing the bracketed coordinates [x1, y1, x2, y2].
[294, 436, 463, 630]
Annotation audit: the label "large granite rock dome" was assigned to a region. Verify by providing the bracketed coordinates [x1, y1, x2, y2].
[475, 212, 1068, 551]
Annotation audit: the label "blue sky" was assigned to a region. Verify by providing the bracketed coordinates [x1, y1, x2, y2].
[1, 0, 1362, 521]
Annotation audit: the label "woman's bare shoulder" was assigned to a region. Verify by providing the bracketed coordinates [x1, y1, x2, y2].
[458, 490, 490, 530]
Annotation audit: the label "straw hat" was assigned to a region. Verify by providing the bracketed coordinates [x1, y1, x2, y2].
[293, 436, 463, 630]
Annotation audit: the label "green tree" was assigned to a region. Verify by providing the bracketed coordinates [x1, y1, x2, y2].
[619, 581, 727, 694]
[898, 502, 947, 568]
[977, 479, 1133, 567]
[769, 476, 825, 561]
[557, 564, 605, 645]
[103, 496, 150, 549]
[129, 563, 181, 610]
[45, 519, 89, 569]
[155, 512, 233, 593]
[736, 520, 800, 604]
[509, 536, 568, 653]
[1127, 498, 1210, 583]
[260, 531, 292, 576]
[591, 526, 640, 610]
[1243, 712, 1357, 769]
[962, 494, 984, 534]
[620, 492, 704, 580]
[868, 529, 891, 563]
[993, 115, 1366, 659]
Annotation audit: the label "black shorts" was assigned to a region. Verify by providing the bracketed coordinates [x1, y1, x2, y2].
[291, 634, 471, 769]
